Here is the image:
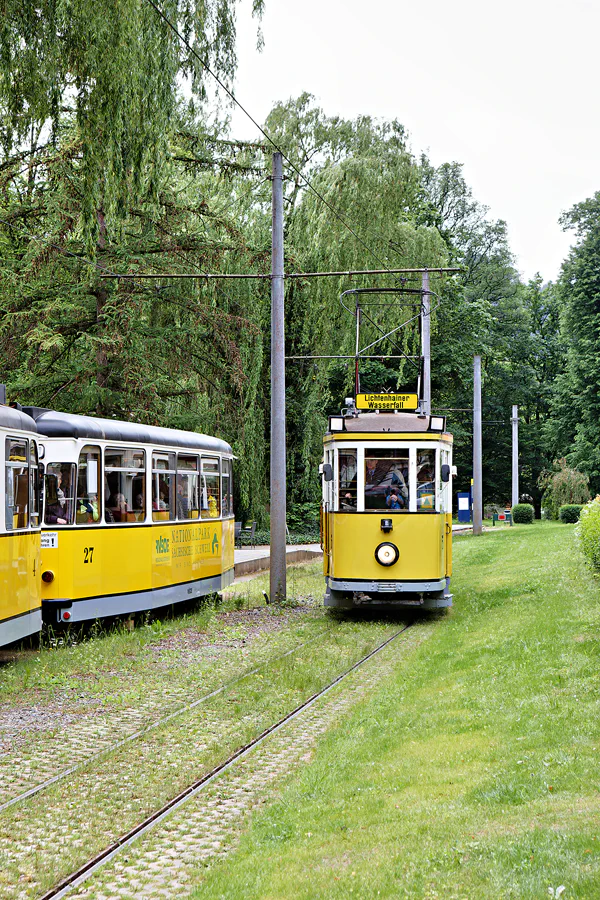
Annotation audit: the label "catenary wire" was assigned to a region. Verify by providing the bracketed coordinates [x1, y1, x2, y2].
[143, 0, 394, 272]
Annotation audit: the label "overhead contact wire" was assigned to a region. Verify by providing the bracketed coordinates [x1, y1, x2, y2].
[143, 0, 393, 272]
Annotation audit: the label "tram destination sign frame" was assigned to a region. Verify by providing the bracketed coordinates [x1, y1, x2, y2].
[356, 392, 419, 411]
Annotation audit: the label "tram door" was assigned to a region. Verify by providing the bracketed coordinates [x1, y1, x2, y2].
[441, 448, 452, 577]
[321, 448, 334, 576]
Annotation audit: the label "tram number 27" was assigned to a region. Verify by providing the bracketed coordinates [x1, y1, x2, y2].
[83, 547, 95, 564]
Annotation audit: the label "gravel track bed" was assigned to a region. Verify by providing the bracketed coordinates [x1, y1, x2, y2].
[76, 623, 433, 900]
[0, 608, 320, 805]
[0, 622, 407, 898]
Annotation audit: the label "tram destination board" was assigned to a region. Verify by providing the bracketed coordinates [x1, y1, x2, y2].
[356, 392, 419, 411]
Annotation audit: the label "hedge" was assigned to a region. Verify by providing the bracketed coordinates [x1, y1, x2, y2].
[558, 504, 583, 524]
[577, 497, 600, 571]
[511, 503, 535, 524]
[238, 529, 320, 547]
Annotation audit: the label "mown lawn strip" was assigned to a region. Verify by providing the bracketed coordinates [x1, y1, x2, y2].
[189, 523, 600, 900]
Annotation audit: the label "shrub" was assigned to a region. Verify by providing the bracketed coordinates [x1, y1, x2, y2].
[577, 497, 600, 571]
[539, 460, 590, 519]
[484, 504, 504, 520]
[558, 504, 583, 524]
[512, 503, 534, 524]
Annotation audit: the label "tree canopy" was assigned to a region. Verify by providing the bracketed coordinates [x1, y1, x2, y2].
[0, 32, 597, 523]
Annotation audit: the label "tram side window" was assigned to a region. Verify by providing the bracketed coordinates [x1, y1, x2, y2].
[201, 457, 220, 519]
[221, 458, 233, 517]
[416, 449, 436, 511]
[44, 463, 76, 525]
[152, 452, 176, 521]
[29, 441, 40, 528]
[338, 451, 357, 511]
[177, 454, 199, 520]
[105, 447, 146, 524]
[5, 438, 29, 530]
[76, 446, 101, 524]
[364, 448, 409, 511]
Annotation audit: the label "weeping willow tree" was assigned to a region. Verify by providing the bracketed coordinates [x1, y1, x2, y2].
[241, 96, 450, 506]
[0, 123, 270, 514]
[0, 0, 264, 247]
[0, 0, 271, 515]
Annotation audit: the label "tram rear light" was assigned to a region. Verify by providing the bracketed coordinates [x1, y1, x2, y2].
[41, 570, 54, 583]
[62, 611, 71, 621]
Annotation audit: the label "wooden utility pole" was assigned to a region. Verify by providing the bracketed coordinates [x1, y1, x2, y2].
[270, 152, 286, 602]
[473, 355, 483, 535]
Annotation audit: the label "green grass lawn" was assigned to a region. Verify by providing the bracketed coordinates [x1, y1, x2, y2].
[192, 523, 600, 899]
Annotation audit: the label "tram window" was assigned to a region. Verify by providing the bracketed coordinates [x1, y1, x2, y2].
[29, 442, 40, 528]
[76, 446, 101, 525]
[416, 449, 436, 511]
[221, 458, 233, 517]
[338, 451, 357, 511]
[5, 438, 29, 530]
[176, 454, 199, 520]
[201, 457, 220, 519]
[364, 449, 409, 512]
[152, 452, 176, 522]
[105, 447, 146, 523]
[44, 463, 76, 525]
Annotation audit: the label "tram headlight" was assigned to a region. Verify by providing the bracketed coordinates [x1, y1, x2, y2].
[374, 542, 399, 567]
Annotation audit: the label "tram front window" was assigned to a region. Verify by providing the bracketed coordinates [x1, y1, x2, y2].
[338, 451, 357, 511]
[6, 438, 29, 530]
[44, 463, 75, 525]
[365, 449, 409, 511]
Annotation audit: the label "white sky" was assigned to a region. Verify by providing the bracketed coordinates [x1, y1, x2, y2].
[229, 0, 600, 282]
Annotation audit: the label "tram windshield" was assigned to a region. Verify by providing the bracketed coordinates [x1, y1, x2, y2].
[44, 463, 76, 525]
[365, 449, 409, 511]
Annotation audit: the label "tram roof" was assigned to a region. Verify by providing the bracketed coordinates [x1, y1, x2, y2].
[0, 405, 38, 434]
[23, 407, 232, 454]
[334, 412, 447, 434]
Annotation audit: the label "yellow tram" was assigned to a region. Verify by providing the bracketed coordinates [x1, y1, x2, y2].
[24, 407, 235, 625]
[321, 410, 453, 609]
[0, 406, 42, 647]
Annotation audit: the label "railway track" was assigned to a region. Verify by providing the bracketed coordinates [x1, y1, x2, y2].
[39, 623, 414, 900]
[0, 625, 332, 813]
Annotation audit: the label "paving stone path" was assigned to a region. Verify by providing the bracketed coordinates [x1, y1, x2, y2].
[75, 624, 432, 900]
[0, 620, 322, 807]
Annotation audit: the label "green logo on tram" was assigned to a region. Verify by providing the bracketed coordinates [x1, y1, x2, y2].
[155, 536, 170, 554]
[211, 532, 219, 554]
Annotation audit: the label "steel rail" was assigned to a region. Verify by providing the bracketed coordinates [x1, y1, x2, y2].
[40, 624, 412, 900]
[0, 625, 332, 814]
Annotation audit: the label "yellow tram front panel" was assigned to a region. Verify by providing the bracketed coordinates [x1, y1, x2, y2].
[329, 513, 445, 582]
[0, 531, 41, 630]
[41, 520, 233, 606]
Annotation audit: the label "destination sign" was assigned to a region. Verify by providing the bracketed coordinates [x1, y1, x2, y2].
[356, 392, 419, 411]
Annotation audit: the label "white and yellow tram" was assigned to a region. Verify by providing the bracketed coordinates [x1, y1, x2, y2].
[24, 407, 235, 625]
[0, 406, 42, 646]
[321, 411, 453, 609]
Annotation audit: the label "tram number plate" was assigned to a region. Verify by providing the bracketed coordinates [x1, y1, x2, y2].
[356, 393, 419, 411]
[41, 532, 58, 549]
